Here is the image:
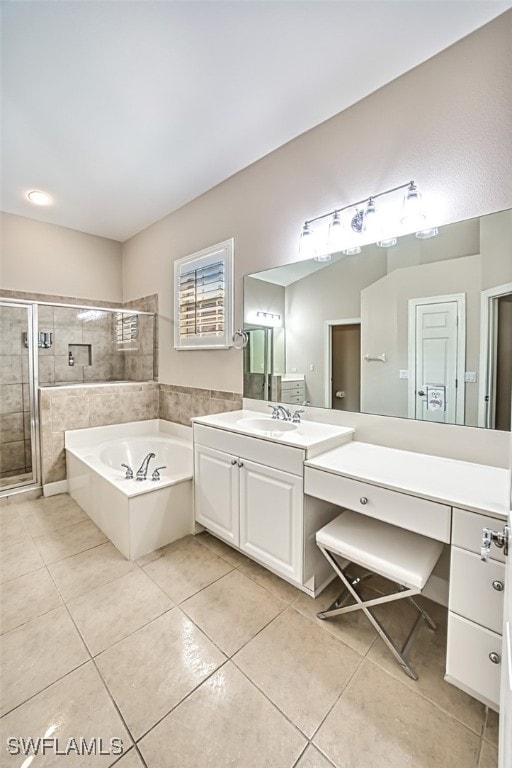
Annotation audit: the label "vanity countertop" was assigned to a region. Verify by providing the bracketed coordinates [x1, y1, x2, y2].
[305, 441, 510, 519]
[192, 410, 354, 458]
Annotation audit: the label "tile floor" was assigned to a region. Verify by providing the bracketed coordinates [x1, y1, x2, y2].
[0, 493, 500, 767]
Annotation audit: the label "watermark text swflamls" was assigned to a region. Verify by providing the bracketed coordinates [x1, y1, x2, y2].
[6, 737, 124, 757]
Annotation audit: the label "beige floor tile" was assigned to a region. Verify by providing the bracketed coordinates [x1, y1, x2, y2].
[235, 607, 361, 737]
[49, 542, 138, 601]
[295, 745, 335, 768]
[195, 530, 250, 566]
[483, 708, 499, 745]
[479, 740, 498, 768]
[138, 662, 306, 768]
[238, 557, 301, 604]
[0, 662, 131, 766]
[33, 519, 108, 564]
[0, 536, 44, 583]
[67, 569, 172, 655]
[181, 569, 286, 656]
[0, 606, 88, 715]
[0, 566, 62, 634]
[314, 659, 481, 768]
[17, 493, 88, 536]
[367, 597, 486, 734]
[113, 749, 145, 768]
[0, 507, 28, 550]
[96, 608, 225, 739]
[293, 578, 392, 655]
[142, 535, 233, 603]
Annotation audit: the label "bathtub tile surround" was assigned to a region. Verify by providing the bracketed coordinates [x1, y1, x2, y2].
[0, 493, 497, 767]
[159, 383, 242, 427]
[39, 382, 159, 487]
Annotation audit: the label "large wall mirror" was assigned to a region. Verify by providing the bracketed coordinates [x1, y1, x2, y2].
[243, 208, 512, 431]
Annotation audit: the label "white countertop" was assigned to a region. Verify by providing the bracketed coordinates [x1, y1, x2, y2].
[305, 441, 510, 519]
[192, 410, 354, 457]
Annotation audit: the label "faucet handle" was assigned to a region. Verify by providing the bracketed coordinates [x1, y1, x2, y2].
[121, 463, 134, 479]
[291, 409, 305, 423]
[151, 466, 166, 481]
[268, 404, 280, 419]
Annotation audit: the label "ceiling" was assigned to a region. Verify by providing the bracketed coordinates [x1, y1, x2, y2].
[1, 1, 510, 243]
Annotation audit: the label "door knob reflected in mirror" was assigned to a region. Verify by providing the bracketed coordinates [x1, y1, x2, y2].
[417, 390, 426, 396]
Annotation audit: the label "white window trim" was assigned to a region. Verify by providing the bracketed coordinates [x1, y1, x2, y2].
[174, 238, 234, 350]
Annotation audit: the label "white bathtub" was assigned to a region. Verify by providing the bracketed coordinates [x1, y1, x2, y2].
[65, 420, 193, 560]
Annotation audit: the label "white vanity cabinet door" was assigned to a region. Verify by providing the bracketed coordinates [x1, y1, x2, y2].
[446, 613, 502, 709]
[239, 459, 303, 584]
[194, 444, 240, 547]
[450, 546, 505, 634]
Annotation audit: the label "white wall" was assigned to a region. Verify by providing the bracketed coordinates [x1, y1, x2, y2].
[0, 212, 123, 303]
[122, 12, 512, 395]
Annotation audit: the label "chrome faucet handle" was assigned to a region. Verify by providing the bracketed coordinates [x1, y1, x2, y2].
[121, 463, 134, 480]
[291, 409, 305, 423]
[268, 405, 280, 419]
[151, 466, 166, 481]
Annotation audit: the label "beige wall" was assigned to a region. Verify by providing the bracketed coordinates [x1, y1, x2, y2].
[1, 212, 123, 303]
[123, 12, 512, 396]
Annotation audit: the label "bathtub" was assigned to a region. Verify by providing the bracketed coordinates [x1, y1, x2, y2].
[65, 420, 193, 560]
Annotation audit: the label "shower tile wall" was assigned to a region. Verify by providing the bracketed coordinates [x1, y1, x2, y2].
[0, 306, 32, 480]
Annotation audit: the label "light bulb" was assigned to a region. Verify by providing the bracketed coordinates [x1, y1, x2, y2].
[401, 182, 426, 227]
[298, 222, 317, 259]
[342, 246, 361, 256]
[314, 254, 332, 262]
[377, 237, 397, 248]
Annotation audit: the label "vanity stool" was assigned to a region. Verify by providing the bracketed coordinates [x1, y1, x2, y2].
[315, 510, 443, 680]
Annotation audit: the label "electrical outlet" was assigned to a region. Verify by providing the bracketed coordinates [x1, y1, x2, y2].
[399, 370, 409, 379]
[464, 371, 477, 383]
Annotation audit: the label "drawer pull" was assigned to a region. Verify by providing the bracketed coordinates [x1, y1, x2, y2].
[360, 496, 368, 505]
[492, 580, 504, 592]
[237, 461, 244, 468]
[231, 459, 237, 465]
[489, 652, 501, 665]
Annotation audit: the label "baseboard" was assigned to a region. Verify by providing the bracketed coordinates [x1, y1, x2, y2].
[43, 480, 69, 497]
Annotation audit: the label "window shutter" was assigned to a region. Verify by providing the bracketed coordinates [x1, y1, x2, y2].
[174, 239, 233, 349]
[114, 312, 138, 348]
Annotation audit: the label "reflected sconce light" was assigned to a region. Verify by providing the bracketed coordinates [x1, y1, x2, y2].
[298, 180, 432, 260]
[256, 310, 281, 327]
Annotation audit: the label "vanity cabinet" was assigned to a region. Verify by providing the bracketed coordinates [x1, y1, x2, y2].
[446, 507, 505, 709]
[194, 424, 305, 585]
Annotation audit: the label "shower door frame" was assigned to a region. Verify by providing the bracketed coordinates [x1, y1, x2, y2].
[0, 300, 41, 494]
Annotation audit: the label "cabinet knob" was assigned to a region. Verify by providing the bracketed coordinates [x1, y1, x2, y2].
[231, 459, 237, 465]
[492, 580, 504, 592]
[360, 496, 368, 505]
[489, 651, 501, 664]
[237, 461, 244, 468]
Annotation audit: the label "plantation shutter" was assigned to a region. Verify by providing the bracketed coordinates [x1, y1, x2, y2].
[174, 239, 233, 349]
[114, 312, 138, 348]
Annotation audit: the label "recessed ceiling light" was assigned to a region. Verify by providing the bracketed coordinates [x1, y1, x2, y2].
[27, 190, 52, 206]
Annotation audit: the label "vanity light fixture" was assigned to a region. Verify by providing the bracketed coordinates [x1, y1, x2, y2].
[26, 190, 52, 206]
[299, 180, 427, 260]
[256, 311, 281, 324]
[415, 227, 439, 239]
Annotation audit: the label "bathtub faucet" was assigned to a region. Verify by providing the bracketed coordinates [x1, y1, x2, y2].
[136, 452, 156, 481]
[121, 463, 134, 479]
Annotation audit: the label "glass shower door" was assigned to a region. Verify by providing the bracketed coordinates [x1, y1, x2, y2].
[0, 301, 39, 491]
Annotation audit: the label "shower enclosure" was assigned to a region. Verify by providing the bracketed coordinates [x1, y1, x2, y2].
[0, 299, 156, 494]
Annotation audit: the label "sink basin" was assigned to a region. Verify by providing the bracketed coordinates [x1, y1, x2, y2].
[237, 418, 298, 433]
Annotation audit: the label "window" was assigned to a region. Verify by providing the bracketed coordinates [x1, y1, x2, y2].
[174, 238, 234, 349]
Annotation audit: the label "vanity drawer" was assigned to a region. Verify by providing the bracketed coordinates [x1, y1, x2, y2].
[304, 467, 451, 542]
[193, 424, 304, 476]
[452, 507, 506, 563]
[449, 546, 504, 633]
[446, 612, 501, 708]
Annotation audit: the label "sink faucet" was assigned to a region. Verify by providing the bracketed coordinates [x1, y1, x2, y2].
[291, 409, 305, 423]
[136, 452, 156, 481]
[268, 404, 291, 421]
